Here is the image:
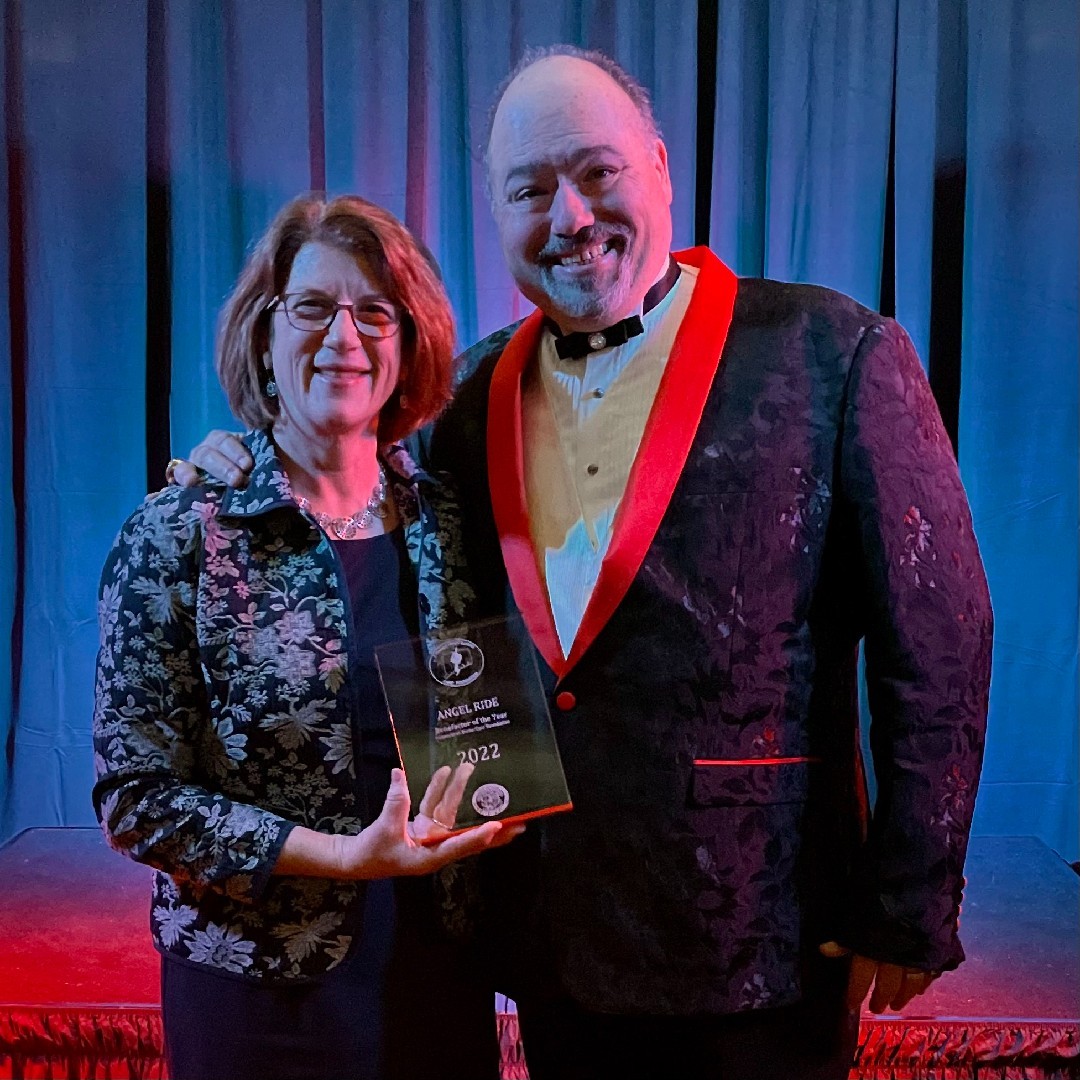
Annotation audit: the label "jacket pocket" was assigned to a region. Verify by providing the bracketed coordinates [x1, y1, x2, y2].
[690, 757, 817, 807]
[685, 759, 816, 1006]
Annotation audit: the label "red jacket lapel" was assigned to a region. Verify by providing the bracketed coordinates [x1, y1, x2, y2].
[486, 247, 738, 680]
[563, 248, 737, 675]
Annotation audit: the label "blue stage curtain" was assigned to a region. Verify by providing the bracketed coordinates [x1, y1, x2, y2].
[0, 0, 13, 846]
[960, 0, 1078, 856]
[1, 0, 1076, 860]
[3, 0, 151, 834]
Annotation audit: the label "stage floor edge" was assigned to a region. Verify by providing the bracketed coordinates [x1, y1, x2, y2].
[1, 830, 1076, 1079]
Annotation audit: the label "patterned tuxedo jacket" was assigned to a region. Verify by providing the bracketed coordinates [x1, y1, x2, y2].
[421, 247, 992, 1015]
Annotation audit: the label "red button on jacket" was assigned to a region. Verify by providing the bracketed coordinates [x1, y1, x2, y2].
[555, 691, 577, 711]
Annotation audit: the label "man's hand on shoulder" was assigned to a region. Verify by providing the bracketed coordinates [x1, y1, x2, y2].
[168, 430, 253, 489]
[819, 941, 941, 1013]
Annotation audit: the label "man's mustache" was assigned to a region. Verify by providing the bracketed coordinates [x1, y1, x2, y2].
[538, 228, 627, 263]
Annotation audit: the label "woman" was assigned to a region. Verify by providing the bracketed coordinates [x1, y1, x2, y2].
[92, 195, 521, 1080]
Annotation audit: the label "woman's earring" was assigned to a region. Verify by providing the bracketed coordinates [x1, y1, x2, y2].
[265, 376, 278, 398]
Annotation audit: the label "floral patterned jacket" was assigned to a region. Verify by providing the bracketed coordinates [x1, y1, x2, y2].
[92, 430, 475, 980]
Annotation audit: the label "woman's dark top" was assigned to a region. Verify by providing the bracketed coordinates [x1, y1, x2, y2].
[334, 530, 418, 815]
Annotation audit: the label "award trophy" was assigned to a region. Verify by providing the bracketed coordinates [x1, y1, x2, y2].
[374, 614, 572, 831]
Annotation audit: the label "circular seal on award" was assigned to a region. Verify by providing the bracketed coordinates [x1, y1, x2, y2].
[471, 783, 510, 818]
[427, 637, 484, 687]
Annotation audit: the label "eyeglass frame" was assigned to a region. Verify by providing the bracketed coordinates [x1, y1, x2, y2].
[265, 292, 407, 340]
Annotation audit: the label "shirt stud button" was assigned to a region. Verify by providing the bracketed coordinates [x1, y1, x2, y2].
[586, 464, 599, 476]
[555, 691, 577, 711]
[593, 388, 605, 398]
[587, 332, 606, 351]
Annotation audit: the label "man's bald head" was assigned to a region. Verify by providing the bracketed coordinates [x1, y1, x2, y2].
[484, 46, 661, 180]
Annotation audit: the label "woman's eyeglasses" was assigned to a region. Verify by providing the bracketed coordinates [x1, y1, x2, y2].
[267, 293, 404, 339]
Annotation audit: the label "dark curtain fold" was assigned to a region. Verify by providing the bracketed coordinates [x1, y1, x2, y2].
[1, 0, 1076, 861]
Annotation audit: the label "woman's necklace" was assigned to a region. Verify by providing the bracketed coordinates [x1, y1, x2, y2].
[294, 465, 389, 540]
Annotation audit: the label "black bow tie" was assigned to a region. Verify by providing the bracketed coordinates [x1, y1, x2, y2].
[547, 256, 681, 360]
[553, 315, 644, 360]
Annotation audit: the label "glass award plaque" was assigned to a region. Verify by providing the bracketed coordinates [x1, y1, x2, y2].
[374, 614, 572, 831]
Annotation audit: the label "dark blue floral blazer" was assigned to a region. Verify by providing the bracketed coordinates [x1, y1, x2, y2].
[423, 271, 993, 1015]
[92, 430, 475, 980]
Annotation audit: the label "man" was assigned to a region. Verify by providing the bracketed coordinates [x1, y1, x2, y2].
[177, 46, 991, 1080]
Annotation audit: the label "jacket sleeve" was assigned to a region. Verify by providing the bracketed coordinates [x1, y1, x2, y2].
[837, 319, 993, 971]
[92, 489, 295, 903]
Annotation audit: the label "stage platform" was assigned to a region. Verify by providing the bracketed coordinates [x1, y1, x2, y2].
[0, 829, 1076, 1079]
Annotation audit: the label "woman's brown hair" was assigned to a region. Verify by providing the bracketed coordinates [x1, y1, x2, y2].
[216, 194, 456, 444]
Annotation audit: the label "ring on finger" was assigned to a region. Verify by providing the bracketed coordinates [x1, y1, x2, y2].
[430, 813, 455, 831]
[165, 458, 183, 485]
